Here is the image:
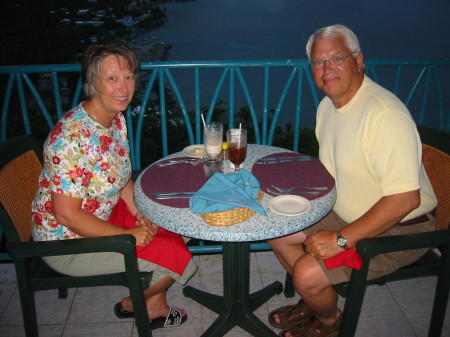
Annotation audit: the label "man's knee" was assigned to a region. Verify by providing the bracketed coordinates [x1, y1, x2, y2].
[293, 257, 330, 295]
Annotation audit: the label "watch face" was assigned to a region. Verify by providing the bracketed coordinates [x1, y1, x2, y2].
[338, 237, 346, 246]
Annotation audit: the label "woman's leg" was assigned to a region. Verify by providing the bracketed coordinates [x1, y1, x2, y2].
[43, 252, 197, 320]
[120, 275, 187, 320]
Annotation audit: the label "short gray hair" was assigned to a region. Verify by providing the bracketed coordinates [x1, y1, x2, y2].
[81, 41, 140, 98]
[305, 24, 361, 61]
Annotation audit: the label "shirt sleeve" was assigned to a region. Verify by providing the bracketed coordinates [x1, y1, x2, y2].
[367, 107, 421, 196]
[45, 127, 97, 199]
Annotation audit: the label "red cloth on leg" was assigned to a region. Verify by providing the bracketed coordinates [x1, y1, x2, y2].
[107, 198, 192, 275]
[323, 248, 362, 270]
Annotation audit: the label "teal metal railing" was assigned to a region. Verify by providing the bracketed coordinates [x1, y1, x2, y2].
[1, 59, 449, 257]
[1, 59, 449, 169]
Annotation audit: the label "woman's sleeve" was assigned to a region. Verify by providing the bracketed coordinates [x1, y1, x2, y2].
[46, 131, 97, 199]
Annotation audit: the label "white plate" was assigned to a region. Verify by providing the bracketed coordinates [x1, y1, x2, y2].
[269, 195, 311, 216]
[183, 144, 206, 158]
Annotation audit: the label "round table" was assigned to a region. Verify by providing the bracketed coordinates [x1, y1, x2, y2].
[134, 144, 336, 337]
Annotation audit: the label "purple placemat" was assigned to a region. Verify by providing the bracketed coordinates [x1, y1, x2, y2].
[140, 157, 206, 208]
[251, 152, 335, 200]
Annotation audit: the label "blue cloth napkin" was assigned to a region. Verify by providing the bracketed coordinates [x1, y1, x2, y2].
[189, 169, 266, 215]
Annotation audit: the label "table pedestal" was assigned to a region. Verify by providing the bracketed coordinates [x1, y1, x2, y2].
[183, 242, 283, 336]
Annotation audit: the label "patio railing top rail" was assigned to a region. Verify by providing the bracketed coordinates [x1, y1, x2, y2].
[1, 58, 449, 257]
[1, 58, 449, 170]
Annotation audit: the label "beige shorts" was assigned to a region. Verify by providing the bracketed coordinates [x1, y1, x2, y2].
[43, 252, 197, 286]
[303, 211, 435, 285]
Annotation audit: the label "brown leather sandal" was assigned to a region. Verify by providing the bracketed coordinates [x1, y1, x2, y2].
[268, 299, 313, 329]
[279, 311, 341, 337]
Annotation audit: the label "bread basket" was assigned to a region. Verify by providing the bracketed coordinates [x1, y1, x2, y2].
[201, 190, 264, 226]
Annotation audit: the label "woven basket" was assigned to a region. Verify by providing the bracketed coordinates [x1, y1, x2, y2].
[201, 190, 264, 226]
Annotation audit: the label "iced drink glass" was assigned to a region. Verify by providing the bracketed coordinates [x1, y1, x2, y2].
[204, 122, 223, 157]
[226, 128, 247, 172]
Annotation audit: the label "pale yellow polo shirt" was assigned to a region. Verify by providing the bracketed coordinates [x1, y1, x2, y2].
[315, 76, 437, 223]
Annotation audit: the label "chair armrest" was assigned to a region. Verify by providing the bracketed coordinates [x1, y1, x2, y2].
[6, 234, 136, 259]
[356, 229, 450, 259]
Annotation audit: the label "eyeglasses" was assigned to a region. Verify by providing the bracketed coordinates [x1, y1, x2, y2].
[310, 52, 357, 70]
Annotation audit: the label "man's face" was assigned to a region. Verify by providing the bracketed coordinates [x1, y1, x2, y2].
[310, 36, 364, 108]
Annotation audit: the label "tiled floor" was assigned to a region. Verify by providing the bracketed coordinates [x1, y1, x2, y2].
[0, 251, 449, 337]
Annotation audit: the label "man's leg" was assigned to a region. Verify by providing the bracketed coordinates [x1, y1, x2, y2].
[277, 255, 341, 337]
[293, 254, 340, 325]
[267, 230, 308, 274]
[267, 231, 309, 326]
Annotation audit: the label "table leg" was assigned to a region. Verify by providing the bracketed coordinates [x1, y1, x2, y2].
[183, 242, 283, 337]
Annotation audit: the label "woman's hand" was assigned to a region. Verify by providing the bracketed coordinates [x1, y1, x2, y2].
[303, 230, 343, 259]
[127, 224, 156, 247]
[136, 212, 159, 232]
[128, 212, 159, 247]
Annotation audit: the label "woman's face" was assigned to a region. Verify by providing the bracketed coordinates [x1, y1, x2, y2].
[92, 55, 136, 115]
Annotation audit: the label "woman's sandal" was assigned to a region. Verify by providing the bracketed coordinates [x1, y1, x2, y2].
[268, 299, 313, 329]
[114, 302, 135, 319]
[114, 302, 187, 329]
[150, 306, 187, 329]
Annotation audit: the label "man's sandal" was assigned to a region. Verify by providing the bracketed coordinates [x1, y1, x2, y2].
[114, 303, 187, 329]
[279, 311, 342, 337]
[268, 299, 313, 329]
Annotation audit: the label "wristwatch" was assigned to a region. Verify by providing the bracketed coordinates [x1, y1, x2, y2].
[336, 230, 348, 249]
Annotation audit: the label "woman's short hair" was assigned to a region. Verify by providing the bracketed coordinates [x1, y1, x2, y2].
[81, 41, 140, 98]
[305, 24, 361, 61]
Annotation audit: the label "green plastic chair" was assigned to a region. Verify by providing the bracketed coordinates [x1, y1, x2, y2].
[284, 144, 450, 337]
[0, 135, 153, 337]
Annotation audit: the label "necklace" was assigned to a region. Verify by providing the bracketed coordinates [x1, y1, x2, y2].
[89, 101, 99, 123]
[87, 101, 113, 128]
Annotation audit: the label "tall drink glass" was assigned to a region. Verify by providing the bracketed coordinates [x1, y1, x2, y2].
[204, 122, 223, 157]
[226, 128, 247, 172]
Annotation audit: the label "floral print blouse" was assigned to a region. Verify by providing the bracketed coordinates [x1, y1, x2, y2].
[31, 103, 132, 241]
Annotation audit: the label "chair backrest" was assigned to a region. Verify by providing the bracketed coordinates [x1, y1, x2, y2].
[0, 135, 43, 242]
[422, 143, 450, 230]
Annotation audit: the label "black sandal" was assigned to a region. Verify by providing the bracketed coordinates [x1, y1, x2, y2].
[114, 302, 187, 329]
[150, 306, 187, 329]
[114, 302, 135, 319]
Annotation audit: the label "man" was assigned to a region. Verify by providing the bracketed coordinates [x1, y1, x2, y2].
[267, 24, 437, 337]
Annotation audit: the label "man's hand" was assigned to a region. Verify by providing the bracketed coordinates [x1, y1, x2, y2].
[303, 230, 344, 259]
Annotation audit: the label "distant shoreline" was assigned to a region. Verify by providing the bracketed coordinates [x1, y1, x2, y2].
[122, 27, 172, 62]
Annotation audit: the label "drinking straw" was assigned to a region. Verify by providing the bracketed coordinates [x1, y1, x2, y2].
[201, 114, 206, 128]
[238, 123, 242, 143]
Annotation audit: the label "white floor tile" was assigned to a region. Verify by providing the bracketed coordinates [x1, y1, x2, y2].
[0, 283, 16, 319]
[0, 287, 75, 326]
[67, 286, 130, 324]
[0, 262, 16, 283]
[1, 253, 448, 337]
[63, 322, 133, 337]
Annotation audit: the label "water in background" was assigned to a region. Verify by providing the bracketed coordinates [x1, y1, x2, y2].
[132, 0, 450, 129]
[147, 0, 450, 61]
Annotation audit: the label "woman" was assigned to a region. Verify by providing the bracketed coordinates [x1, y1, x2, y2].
[31, 41, 196, 329]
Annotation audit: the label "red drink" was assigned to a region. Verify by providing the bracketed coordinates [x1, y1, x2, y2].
[228, 145, 247, 168]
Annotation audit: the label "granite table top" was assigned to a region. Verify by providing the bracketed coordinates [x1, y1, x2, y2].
[134, 144, 336, 242]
